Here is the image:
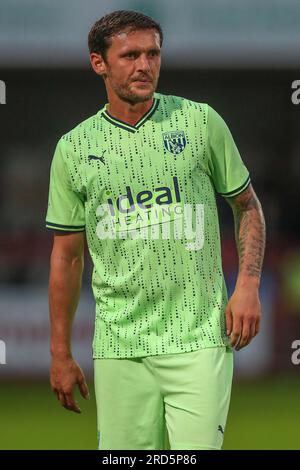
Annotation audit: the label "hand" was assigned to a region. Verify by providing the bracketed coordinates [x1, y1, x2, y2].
[225, 286, 261, 351]
[50, 355, 89, 413]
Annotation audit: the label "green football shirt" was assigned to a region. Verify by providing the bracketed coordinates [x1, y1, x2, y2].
[46, 92, 250, 359]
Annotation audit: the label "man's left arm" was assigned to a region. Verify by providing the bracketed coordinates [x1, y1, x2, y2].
[225, 183, 266, 350]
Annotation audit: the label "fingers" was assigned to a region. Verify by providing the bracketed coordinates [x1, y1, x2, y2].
[50, 360, 88, 413]
[230, 316, 242, 349]
[250, 322, 256, 340]
[57, 391, 66, 407]
[52, 387, 81, 413]
[77, 376, 90, 400]
[227, 290, 261, 351]
[255, 317, 260, 336]
[235, 320, 250, 351]
[57, 391, 68, 409]
[235, 317, 260, 351]
[225, 305, 233, 336]
[64, 389, 82, 413]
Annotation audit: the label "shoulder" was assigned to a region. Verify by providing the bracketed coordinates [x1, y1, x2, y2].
[157, 94, 225, 127]
[58, 112, 100, 147]
[53, 110, 102, 165]
[155, 91, 209, 116]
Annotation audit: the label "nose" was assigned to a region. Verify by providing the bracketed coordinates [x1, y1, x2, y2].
[136, 53, 151, 73]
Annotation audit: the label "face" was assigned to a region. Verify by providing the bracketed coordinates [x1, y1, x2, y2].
[91, 28, 161, 104]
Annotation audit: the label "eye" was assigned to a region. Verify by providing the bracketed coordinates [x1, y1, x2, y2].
[126, 52, 137, 59]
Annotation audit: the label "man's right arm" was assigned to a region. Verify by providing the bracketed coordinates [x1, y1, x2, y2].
[49, 231, 89, 413]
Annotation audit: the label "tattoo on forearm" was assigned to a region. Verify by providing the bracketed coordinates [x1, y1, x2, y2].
[227, 185, 266, 279]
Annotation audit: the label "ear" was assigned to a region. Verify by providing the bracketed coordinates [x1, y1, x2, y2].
[90, 53, 107, 77]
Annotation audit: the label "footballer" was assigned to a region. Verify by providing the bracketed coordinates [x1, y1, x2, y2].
[46, 10, 266, 450]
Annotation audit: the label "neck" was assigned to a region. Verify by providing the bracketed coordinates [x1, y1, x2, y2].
[105, 91, 155, 126]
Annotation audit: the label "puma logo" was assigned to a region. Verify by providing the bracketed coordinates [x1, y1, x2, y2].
[218, 425, 224, 435]
[88, 150, 106, 164]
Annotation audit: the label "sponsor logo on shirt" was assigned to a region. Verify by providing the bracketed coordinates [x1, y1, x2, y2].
[106, 176, 181, 216]
[95, 176, 205, 251]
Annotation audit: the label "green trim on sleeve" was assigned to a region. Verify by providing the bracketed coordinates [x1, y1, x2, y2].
[46, 221, 85, 231]
[219, 176, 251, 198]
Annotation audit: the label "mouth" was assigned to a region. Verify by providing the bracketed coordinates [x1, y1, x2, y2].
[132, 79, 152, 85]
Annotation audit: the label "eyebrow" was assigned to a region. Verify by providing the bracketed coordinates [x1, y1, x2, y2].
[120, 48, 160, 56]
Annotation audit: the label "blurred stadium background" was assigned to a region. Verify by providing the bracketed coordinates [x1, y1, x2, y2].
[1, 0, 300, 450]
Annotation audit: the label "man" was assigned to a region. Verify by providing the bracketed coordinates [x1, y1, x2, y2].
[46, 10, 266, 450]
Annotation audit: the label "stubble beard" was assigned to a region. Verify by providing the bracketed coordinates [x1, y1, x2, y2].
[112, 76, 159, 105]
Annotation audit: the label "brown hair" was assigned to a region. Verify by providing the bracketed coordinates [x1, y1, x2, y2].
[88, 10, 163, 61]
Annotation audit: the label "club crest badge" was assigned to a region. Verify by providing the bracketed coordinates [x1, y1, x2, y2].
[163, 131, 186, 155]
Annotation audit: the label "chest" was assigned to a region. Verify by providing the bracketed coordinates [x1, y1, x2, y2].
[82, 125, 207, 202]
